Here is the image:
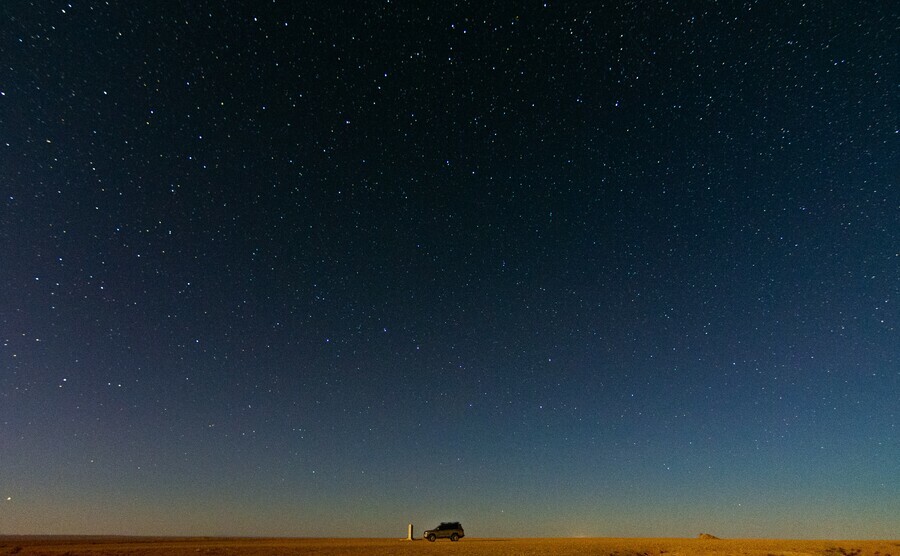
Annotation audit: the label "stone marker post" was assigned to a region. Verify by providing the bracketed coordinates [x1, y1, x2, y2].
[407, 523, 414, 540]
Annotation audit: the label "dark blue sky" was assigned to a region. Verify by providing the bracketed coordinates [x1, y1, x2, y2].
[1, 0, 897, 538]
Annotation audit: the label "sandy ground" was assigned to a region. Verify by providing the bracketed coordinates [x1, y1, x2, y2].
[0, 537, 898, 556]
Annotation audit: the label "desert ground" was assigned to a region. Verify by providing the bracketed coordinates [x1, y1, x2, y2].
[1, 537, 898, 556]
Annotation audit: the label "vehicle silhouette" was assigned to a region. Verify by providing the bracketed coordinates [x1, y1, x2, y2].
[423, 522, 464, 542]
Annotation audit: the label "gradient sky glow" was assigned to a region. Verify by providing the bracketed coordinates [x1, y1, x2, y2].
[1, 0, 897, 539]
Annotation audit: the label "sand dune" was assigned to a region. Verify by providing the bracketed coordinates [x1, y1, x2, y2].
[1, 536, 898, 556]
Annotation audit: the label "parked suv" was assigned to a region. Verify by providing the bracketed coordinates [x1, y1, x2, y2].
[423, 522, 464, 542]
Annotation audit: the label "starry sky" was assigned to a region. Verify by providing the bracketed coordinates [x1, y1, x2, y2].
[1, 0, 897, 539]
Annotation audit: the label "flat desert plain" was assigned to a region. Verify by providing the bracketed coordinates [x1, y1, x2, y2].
[1, 537, 898, 556]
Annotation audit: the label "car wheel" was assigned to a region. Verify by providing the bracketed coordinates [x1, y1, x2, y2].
[450, 533, 459, 542]
[427, 534, 436, 542]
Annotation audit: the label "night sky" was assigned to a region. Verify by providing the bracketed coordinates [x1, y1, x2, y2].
[1, 0, 897, 539]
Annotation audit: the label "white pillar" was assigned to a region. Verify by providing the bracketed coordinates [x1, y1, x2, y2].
[407, 523, 414, 540]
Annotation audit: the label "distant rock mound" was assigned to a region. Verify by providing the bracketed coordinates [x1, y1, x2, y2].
[698, 533, 721, 540]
